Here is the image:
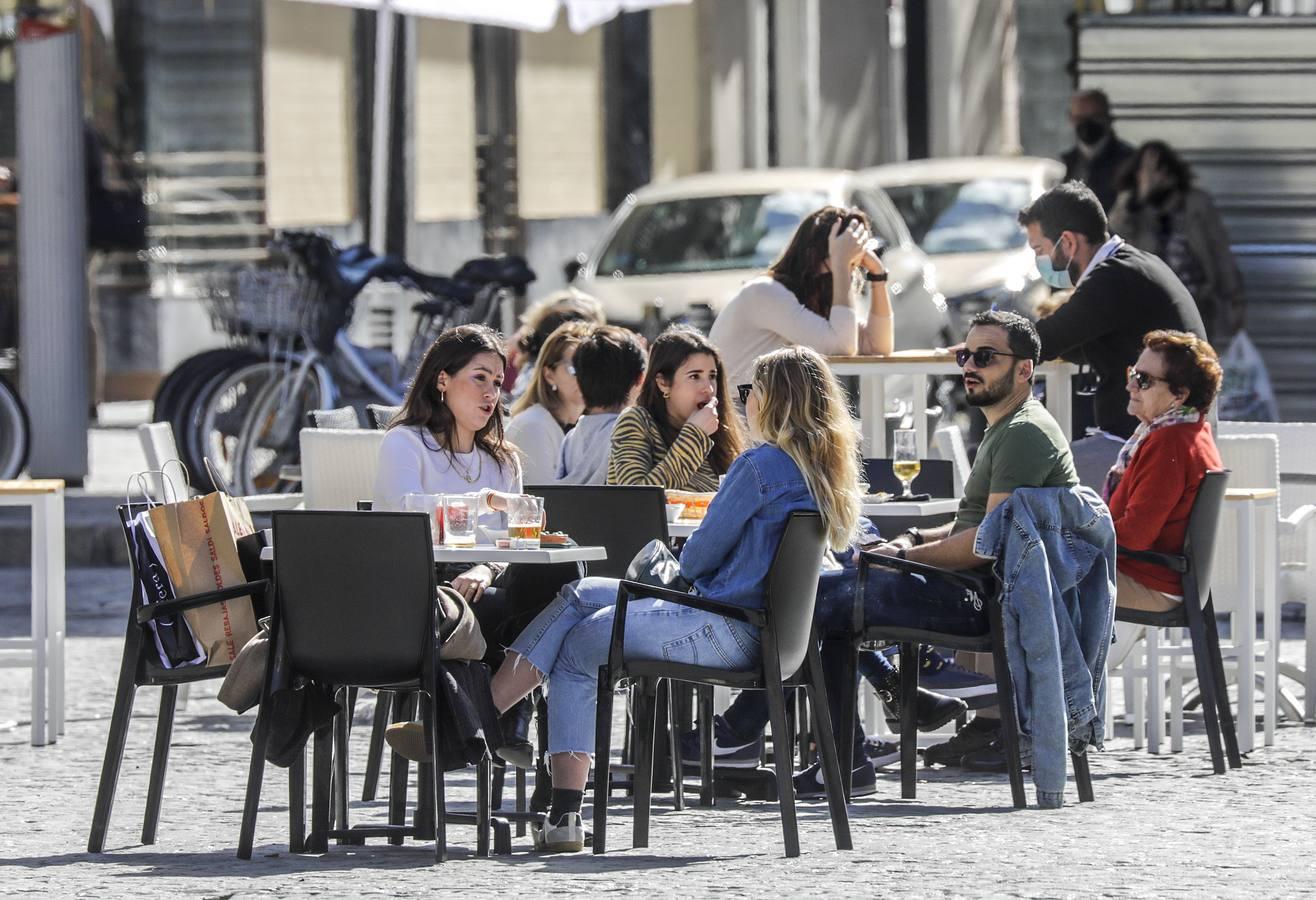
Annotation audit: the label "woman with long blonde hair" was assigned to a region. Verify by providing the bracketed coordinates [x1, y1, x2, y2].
[482, 345, 860, 853]
[505, 321, 593, 483]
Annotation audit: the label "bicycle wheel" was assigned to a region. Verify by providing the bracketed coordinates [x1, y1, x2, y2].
[152, 347, 247, 426]
[191, 360, 280, 493]
[233, 362, 331, 495]
[169, 349, 263, 486]
[0, 373, 30, 479]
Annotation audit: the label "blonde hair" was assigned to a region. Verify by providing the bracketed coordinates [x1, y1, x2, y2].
[751, 346, 860, 550]
[511, 321, 594, 416]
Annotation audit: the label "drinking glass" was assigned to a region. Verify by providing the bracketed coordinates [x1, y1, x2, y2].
[403, 492, 443, 544]
[507, 495, 545, 550]
[442, 493, 478, 547]
[892, 429, 920, 499]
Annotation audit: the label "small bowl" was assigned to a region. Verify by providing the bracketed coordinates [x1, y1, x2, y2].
[665, 503, 686, 523]
[857, 481, 870, 495]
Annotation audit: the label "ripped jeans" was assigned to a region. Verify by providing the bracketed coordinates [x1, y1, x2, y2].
[509, 576, 761, 756]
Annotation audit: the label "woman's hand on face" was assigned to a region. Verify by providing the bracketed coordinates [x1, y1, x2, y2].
[451, 564, 493, 604]
[687, 397, 720, 436]
[828, 218, 868, 273]
[860, 238, 887, 276]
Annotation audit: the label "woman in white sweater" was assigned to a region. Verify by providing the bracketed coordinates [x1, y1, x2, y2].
[709, 206, 894, 389]
[504, 321, 591, 485]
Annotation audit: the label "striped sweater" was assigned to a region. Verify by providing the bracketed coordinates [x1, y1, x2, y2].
[606, 406, 721, 492]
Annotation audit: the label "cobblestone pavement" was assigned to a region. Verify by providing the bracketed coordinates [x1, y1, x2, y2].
[3, 568, 1316, 898]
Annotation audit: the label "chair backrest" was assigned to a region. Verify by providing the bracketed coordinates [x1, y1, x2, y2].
[307, 406, 362, 429]
[1183, 470, 1230, 605]
[763, 511, 828, 679]
[367, 404, 402, 430]
[932, 425, 970, 497]
[1217, 421, 1316, 514]
[272, 510, 436, 685]
[862, 457, 954, 498]
[137, 423, 194, 501]
[1216, 434, 1279, 494]
[526, 484, 669, 579]
[299, 428, 386, 510]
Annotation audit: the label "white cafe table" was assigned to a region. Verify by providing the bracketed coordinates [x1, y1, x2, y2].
[666, 498, 960, 539]
[829, 350, 1078, 458]
[1223, 487, 1280, 753]
[260, 542, 607, 565]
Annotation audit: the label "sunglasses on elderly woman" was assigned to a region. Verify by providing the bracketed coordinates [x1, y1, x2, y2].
[954, 347, 1028, 369]
[1126, 366, 1170, 391]
[737, 383, 754, 405]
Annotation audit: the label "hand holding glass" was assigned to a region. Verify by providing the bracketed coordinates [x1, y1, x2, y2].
[892, 429, 920, 499]
[507, 495, 545, 550]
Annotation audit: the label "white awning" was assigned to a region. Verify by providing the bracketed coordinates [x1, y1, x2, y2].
[285, 0, 690, 33]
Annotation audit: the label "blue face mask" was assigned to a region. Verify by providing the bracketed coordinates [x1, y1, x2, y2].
[1036, 237, 1074, 289]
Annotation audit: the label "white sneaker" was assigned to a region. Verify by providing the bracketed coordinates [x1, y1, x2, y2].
[533, 811, 585, 853]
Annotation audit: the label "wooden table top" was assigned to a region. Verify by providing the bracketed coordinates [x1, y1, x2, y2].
[0, 479, 65, 495]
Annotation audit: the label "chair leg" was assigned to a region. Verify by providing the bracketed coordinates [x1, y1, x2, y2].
[238, 697, 272, 859]
[632, 678, 659, 849]
[476, 756, 492, 858]
[332, 688, 350, 839]
[763, 672, 801, 858]
[898, 641, 919, 801]
[833, 638, 859, 802]
[805, 638, 853, 851]
[515, 765, 527, 837]
[87, 635, 141, 853]
[309, 725, 333, 854]
[697, 685, 715, 808]
[140, 685, 179, 846]
[288, 746, 305, 853]
[1203, 600, 1243, 768]
[665, 680, 685, 811]
[424, 678, 447, 863]
[592, 666, 616, 855]
[361, 689, 392, 802]
[1183, 611, 1227, 774]
[387, 692, 414, 846]
[989, 618, 1028, 810]
[1071, 751, 1095, 803]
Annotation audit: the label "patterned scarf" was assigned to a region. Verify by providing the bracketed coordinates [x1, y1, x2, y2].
[1102, 405, 1201, 501]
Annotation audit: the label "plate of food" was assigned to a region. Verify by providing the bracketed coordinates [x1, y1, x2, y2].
[665, 490, 716, 520]
[495, 531, 572, 548]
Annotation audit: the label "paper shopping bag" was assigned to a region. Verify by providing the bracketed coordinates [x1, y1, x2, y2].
[149, 492, 259, 667]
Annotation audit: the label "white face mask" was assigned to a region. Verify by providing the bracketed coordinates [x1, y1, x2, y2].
[1037, 235, 1074, 289]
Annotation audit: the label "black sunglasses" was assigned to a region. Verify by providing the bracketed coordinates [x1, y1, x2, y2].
[1127, 366, 1171, 391]
[955, 347, 1028, 369]
[737, 383, 753, 405]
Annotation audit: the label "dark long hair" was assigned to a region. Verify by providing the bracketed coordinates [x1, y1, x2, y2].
[1115, 140, 1195, 195]
[395, 324, 516, 472]
[768, 205, 872, 318]
[635, 326, 745, 476]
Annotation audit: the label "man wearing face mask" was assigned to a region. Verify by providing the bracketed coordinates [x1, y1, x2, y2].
[1018, 181, 1205, 445]
[1060, 89, 1135, 214]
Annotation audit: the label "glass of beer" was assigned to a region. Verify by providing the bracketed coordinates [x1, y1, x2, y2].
[892, 429, 920, 499]
[507, 495, 544, 550]
[442, 493, 478, 547]
[403, 492, 444, 544]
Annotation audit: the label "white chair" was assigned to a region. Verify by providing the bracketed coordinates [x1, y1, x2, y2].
[298, 428, 385, 510]
[931, 425, 970, 497]
[136, 422, 304, 513]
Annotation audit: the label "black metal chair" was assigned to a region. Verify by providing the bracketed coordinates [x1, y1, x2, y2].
[89, 503, 292, 853]
[1115, 469, 1241, 774]
[237, 510, 497, 863]
[593, 512, 852, 858]
[527, 483, 670, 579]
[843, 550, 1095, 809]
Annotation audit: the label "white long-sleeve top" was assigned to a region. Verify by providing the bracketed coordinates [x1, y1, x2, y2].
[504, 403, 565, 487]
[708, 276, 858, 389]
[373, 426, 521, 530]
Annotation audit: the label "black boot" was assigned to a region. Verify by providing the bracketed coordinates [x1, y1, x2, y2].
[871, 666, 967, 733]
[497, 696, 536, 769]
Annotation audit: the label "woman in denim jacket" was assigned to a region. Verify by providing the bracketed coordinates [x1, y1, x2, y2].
[487, 346, 860, 852]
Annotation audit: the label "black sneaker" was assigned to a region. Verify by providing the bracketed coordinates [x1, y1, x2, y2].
[922, 717, 1000, 768]
[793, 759, 876, 799]
[862, 737, 900, 768]
[918, 648, 997, 700]
[678, 715, 763, 769]
[961, 739, 1033, 773]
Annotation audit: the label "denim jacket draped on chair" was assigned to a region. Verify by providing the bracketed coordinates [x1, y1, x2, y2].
[973, 485, 1117, 803]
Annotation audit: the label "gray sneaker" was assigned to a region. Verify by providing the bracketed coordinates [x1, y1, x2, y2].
[533, 812, 585, 853]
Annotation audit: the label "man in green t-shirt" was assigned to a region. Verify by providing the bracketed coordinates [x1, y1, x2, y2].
[860, 309, 1078, 769]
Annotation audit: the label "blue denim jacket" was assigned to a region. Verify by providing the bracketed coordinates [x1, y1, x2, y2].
[973, 485, 1116, 808]
[680, 444, 819, 610]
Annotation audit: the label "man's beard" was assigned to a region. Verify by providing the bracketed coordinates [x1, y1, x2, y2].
[964, 367, 1016, 408]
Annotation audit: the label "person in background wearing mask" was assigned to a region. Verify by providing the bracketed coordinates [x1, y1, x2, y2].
[1017, 181, 1206, 486]
[1060, 88, 1136, 214]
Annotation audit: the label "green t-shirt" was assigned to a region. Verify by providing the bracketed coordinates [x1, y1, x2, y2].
[953, 395, 1078, 534]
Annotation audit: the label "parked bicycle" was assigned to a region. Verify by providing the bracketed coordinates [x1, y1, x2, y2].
[0, 349, 29, 479]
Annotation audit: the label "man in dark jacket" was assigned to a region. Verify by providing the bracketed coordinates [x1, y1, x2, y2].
[1019, 181, 1206, 441]
[1060, 89, 1135, 214]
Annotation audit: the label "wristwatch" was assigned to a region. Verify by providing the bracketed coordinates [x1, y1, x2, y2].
[865, 271, 888, 283]
[902, 526, 924, 546]
[896, 546, 908, 560]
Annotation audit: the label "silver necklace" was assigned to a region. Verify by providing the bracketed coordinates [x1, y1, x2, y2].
[451, 447, 483, 484]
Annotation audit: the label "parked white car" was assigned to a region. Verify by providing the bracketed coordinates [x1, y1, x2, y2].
[572, 168, 951, 350]
[856, 156, 1064, 338]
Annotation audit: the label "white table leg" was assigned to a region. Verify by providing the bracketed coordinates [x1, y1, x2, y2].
[1131, 643, 1146, 750]
[1045, 369, 1075, 441]
[48, 491, 65, 738]
[30, 498, 49, 747]
[1235, 501, 1257, 754]
[1262, 497, 1278, 746]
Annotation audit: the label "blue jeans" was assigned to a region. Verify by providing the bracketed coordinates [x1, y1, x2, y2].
[509, 576, 762, 755]
[721, 567, 986, 757]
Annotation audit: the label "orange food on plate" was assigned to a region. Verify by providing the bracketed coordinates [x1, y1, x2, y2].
[664, 490, 716, 520]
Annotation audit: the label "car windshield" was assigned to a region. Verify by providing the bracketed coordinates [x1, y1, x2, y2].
[883, 178, 1033, 255]
[596, 190, 829, 276]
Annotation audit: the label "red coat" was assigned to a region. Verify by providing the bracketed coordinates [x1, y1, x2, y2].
[1108, 420, 1222, 595]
